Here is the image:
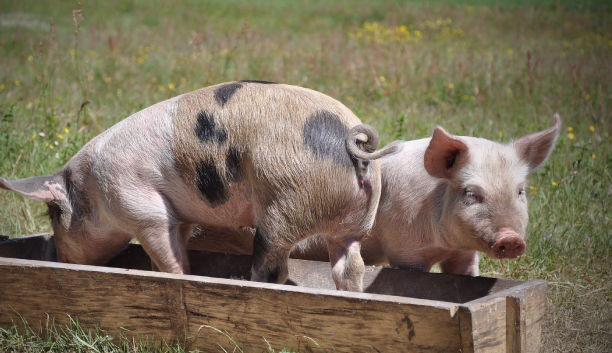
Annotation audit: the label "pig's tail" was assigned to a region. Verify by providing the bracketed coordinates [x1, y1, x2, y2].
[346, 124, 399, 161]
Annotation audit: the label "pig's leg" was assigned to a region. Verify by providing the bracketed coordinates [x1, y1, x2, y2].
[138, 222, 190, 274]
[123, 192, 190, 275]
[327, 236, 365, 292]
[149, 223, 195, 272]
[250, 228, 291, 284]
[439, 251, 479, 276]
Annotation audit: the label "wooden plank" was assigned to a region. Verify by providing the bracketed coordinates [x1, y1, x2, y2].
[188, 226, 258, 256]
[500, 281, 548, 353]
[457, 296, 508, 353]
[0, 233, 56, 261]
[0, 257, 465, 352]
[461, 281, 547, 353]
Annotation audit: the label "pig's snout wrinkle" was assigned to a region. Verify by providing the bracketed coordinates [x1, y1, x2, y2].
[492, 230, 526, 259]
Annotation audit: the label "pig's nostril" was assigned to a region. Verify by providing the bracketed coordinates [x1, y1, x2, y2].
[493, 236, 526, 259]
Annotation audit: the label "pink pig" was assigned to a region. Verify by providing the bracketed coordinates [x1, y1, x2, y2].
[352, 114, 561, 275]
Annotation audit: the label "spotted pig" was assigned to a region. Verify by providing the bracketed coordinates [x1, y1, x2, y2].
[0, 81, 398, 291]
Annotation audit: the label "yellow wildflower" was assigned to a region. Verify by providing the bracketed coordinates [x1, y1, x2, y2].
[57, 134, 64, 140]
[26, 101, 33, 108]
[15, 80, 20, 86]
[568, 132, 575, 140]
[70, 49, 76, 57]
[379, 76, 386, 83]
[589, 125, 595, 132]
[181, 77, 187, 83]
[592, 154, 596, 159]
[552, 181, 558, 187]
[448, 83, 454, 89]
[168, 83, 175, 91]
[567, 127, 573, 132]
[104, 77, 112, 83]
[87, 75, 93, 82]
[0, 84, 5, 91]
[28, 55, 33, 61]
[29, 135, 36, 142]
[585, 94, 591, 100]
[63, 128, 70, 134]
[463, 95, 469, 100]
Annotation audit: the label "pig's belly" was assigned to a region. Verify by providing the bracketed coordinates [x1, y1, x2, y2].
[170, 181, 257, 229]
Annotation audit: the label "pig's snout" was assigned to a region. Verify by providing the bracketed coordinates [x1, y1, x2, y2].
[492, 229, 526, 259]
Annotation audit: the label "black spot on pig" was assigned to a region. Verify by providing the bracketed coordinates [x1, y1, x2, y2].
[214, 82, 243, 107]
[226, 147, 242, 180]
[195, 111, 227, 144]
[196, 160, 227, 207]
[46, 203, 63, 221]
[266, 267, 280, 284]
[240, 80, 276, 84]
[62, 167, 90, 227]
[63, 167, 75, 197]
[252, 228, 285, 283]
[302, 111, 352, 168]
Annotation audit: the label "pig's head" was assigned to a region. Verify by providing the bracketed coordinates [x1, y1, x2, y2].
[0, 169, 102, 264]
[424, 114, 561, 259]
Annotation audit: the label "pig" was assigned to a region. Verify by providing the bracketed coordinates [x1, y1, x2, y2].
[0, 81, 398, 291]
[190, 114, 561, 276]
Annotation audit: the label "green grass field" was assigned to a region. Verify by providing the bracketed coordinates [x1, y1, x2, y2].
[1, 0, 611, 351]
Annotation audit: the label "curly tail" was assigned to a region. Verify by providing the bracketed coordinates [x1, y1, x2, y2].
[346, 124, 400, 161]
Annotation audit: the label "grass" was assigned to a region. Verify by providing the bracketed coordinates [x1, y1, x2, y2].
[0, 314, 262, 353]
[0, 0, 610, 351]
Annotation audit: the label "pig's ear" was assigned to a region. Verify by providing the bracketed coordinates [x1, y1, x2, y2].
[0, 175, 68, 203]
[424, 126, 469, 179]
[513, 113, 561, 173]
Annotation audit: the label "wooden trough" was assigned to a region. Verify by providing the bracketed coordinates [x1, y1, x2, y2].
[0, 233, 546, 352]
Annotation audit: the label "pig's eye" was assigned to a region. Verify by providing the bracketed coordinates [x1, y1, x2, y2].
[518, 188, 526, 197]
[464, 189, 480, 203]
